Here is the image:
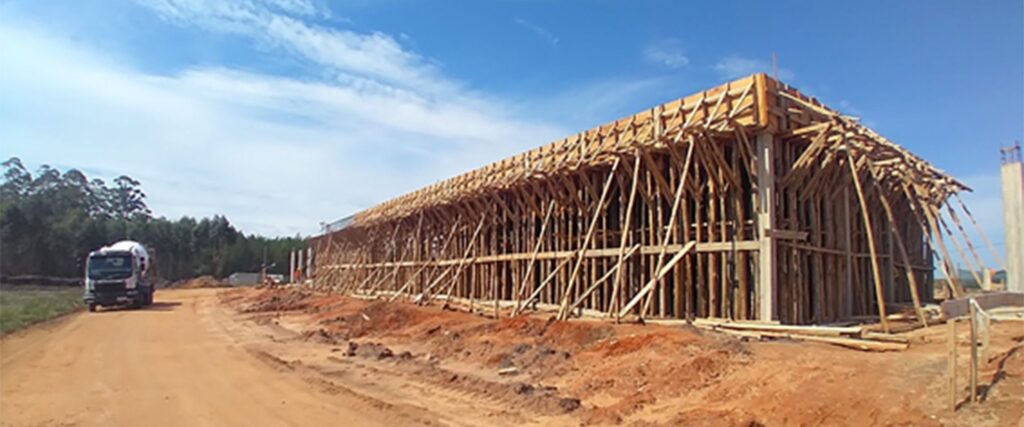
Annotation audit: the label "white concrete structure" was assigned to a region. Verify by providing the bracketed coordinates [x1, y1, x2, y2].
[1001, 144, 1023, 292]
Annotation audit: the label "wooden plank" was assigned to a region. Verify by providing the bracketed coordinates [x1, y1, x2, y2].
[948, 319, 957, 411]
[969, 302, 978, 403]
[610, 153, 642, 320]
[847, 150, 890, 333]
[641, 138, 697, 317]
[516, 257, 573, 314]
[566, 244, 641, 316]
[559, 159, 621, 319]
[512, 201, 556, 314]
[874, 186, 928, 327]
[389, 218, 461, 302]
[619, 241, 697, 317]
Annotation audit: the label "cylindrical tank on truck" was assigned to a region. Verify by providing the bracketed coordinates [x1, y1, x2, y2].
[83, 240, 155, 311]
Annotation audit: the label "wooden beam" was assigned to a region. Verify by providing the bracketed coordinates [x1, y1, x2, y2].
[512, 201, 556, 315]
[870, 171, 928, 328]
[847, 149, 890, 333]
[609, 153, 642, 320]
[559, 158, 621, 319]
[618, 241, 696, 317]
[641, 138, 696, 317]
[566, 244, 641, 317]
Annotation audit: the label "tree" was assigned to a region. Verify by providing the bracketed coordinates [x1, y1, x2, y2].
[111, 175, 151, 238]
[0, 157, 31, 200]
[0, 161, 306, 281]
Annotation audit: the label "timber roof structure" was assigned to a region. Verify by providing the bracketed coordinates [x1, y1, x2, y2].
[342, 74, 968, 230]
[310, 73, 993, 328]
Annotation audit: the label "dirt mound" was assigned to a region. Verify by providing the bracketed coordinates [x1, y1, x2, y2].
[221, 287, 1024, 426]
[239, 289, 316, 313]
[226, 288, 748, 422]
[175, 276, 223, 289]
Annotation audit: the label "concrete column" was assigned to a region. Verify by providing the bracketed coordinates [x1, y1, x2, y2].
[756, 132, 777, 321]
[306, 247, 313, 280]
[289, 250, 295, 283]
[1001, 151, 1023, 292]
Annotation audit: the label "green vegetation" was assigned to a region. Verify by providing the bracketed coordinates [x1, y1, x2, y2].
[0, 157, 305, 281]
[0, 287, 83, 334]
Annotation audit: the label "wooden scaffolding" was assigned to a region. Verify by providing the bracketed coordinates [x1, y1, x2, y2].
[310, 73, 992, 329]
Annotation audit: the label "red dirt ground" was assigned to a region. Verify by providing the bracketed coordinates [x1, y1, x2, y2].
[223, 287, 1024, 426]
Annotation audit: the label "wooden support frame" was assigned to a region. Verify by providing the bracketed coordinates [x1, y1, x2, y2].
[309, 73, 979, 328]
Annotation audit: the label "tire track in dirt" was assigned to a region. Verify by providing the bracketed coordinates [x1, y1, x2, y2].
[0, 289, 445, 427]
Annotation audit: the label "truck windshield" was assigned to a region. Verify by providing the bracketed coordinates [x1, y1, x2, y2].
[88, 255, 133, 280]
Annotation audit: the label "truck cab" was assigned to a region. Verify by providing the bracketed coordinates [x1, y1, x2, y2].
[84, 241, 154, 311]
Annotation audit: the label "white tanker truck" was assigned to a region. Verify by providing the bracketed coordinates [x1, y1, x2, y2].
[83, 240, 155, 311]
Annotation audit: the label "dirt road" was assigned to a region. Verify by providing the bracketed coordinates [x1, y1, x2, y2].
[3, 287, 1021, 426]
[0, 289, 431, 426]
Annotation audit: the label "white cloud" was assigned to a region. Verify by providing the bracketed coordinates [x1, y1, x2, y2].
[535, 76, 674, 130]
[136, 0, 456, 95]
[713, 55, 794, 81]
[643, 38, 688, 69]
[513, 18, 559, 47]
[0, 13, 565, 236]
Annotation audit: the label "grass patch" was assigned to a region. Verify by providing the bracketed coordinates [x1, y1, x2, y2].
[0, 286, 83, 334]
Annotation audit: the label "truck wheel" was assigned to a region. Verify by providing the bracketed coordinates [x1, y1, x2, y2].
[132, 297, 143, 309]
[147, 290, 154, 305]
[88, 303, 97, 312]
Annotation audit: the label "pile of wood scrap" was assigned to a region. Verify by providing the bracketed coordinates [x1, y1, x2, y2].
[686, 319, 910, 352]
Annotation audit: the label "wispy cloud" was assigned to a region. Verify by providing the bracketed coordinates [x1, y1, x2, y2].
[713, 55, 794, 81]
[513, 18, 559, 47]
[838, 100, 864, 117]
[642, 38, 688, 69]
[0, 3, 566, 236]
[137, 0, 455, 95]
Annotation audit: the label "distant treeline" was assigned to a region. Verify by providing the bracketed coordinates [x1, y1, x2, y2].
[0, 157, 305, 281]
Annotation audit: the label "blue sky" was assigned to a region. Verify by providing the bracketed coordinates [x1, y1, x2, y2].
[1, 0, 1021, 263]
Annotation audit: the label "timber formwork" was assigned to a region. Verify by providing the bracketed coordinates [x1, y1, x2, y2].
[311, 74, 988, 329]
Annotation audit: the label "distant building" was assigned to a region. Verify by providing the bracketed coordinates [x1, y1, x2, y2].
[226, 272, 285, 286]
[226, 272, 261, 286]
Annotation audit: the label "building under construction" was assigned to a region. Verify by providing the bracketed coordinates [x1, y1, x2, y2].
[310, 74, 992, 329]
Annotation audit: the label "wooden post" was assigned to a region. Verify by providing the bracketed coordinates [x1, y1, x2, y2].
[948, 318, 957, 411]
[390, 219, 461, 302]
[513, 201, 555, 314]
[847, 151, 890, 333]
[640, 140, 695, 317]
[843, 188, 854, 318]
[870, 172, 928, 328]
[983, 313, 991, 364]
[756, 132, 776, 321]
[619, 242, 696, 316]
[559, 159, 620, 319]
[969, 300, 978, 403]
[609, 153, 642, 321]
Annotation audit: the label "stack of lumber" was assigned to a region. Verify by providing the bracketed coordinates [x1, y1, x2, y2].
[685, 319, 909, 352]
